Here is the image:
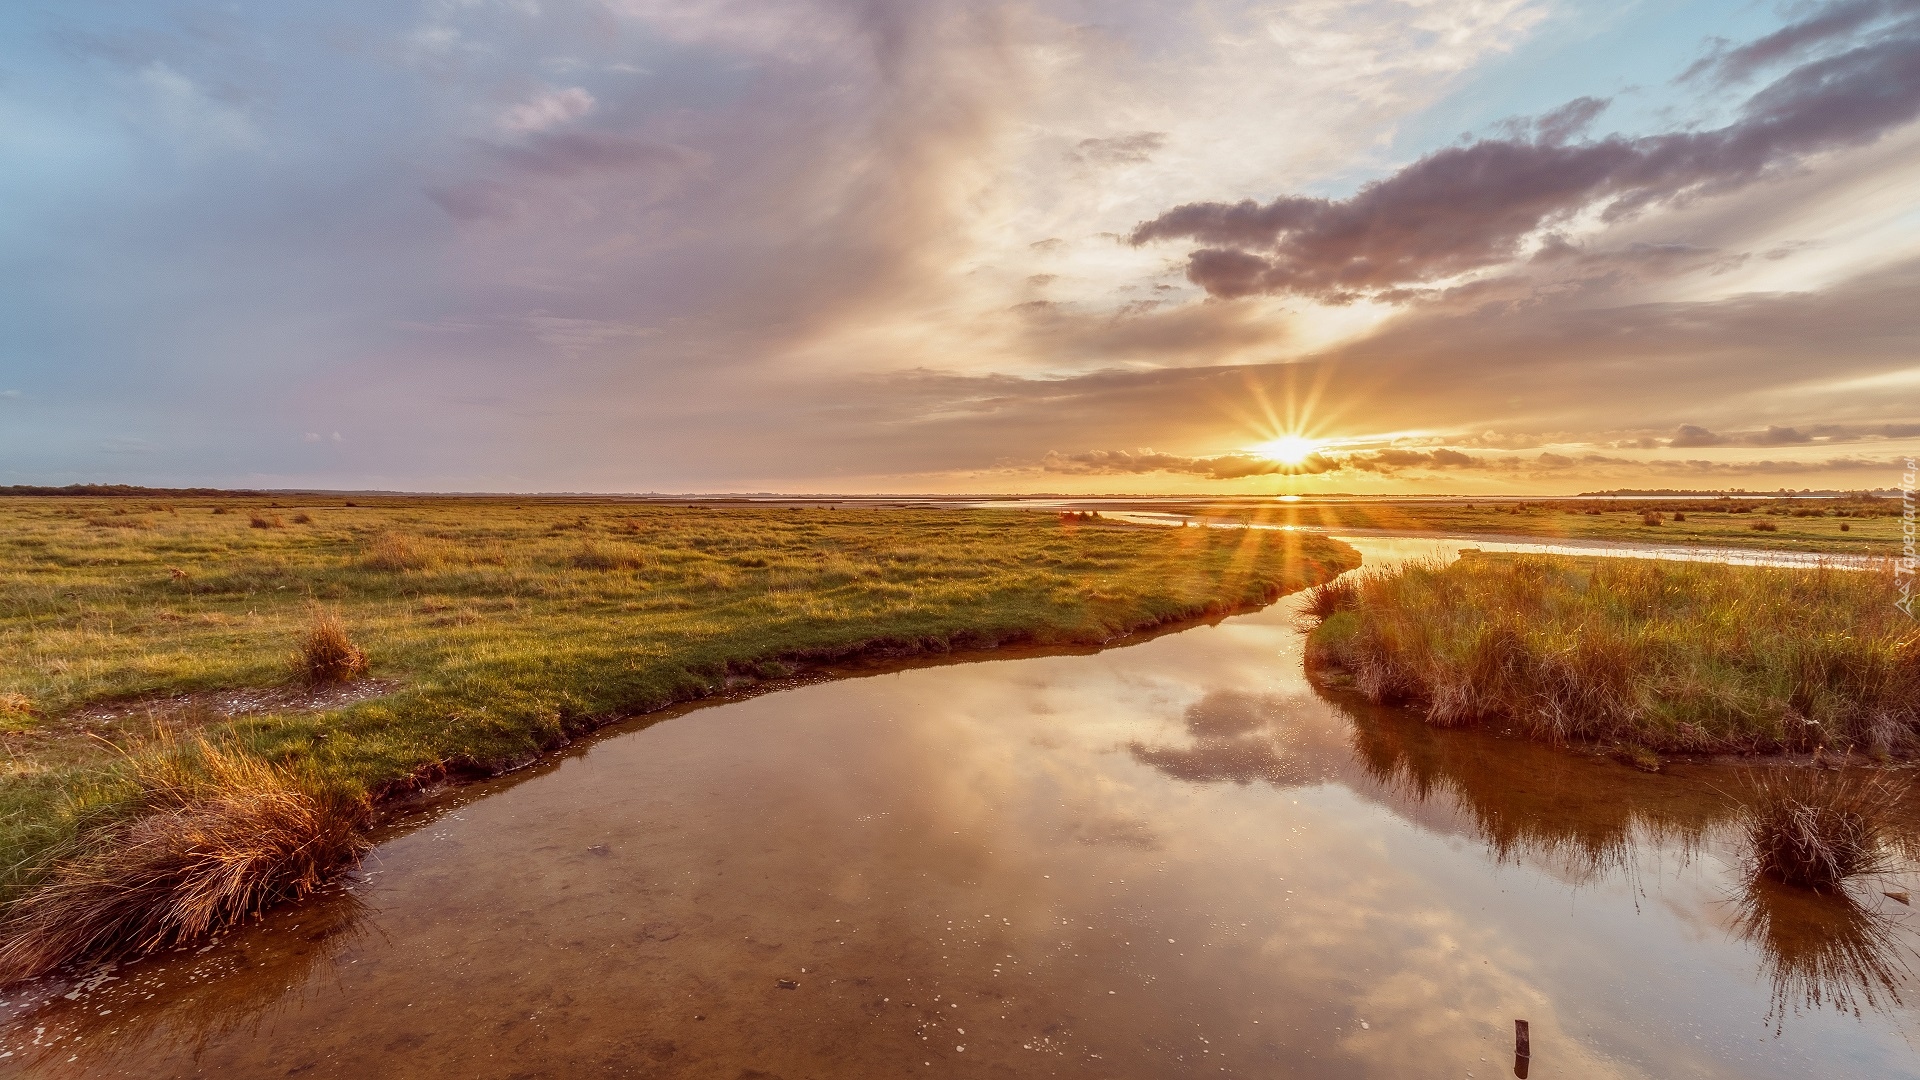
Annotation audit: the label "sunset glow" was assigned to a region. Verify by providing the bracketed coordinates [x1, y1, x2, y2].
[1252, 436, 1324, 466]
[1, 1, 1915, 494]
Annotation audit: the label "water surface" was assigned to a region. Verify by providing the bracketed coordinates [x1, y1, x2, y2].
[3, 539, 1916, 1078]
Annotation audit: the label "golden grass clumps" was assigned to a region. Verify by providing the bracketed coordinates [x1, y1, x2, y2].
[1302, 578, 1359, 621]
[1305, 554, 1920, 754]
[248, 514, 284, 529]
[1739, 768, 1900, 891]
[567, 540, 645, 571]
[361, 531, 435, 571]
[295, 610, 368, 684]
[0, 736, 368, 984]
[0, 692, 34, 733]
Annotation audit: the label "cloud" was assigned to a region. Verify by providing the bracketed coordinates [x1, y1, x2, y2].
[138, 61, 254, 147]
[1668, 424, 1726, 448]
[1070, 131, 1167, 165]
[1043, 446, 1522, 479]
[497, 86, 596, 134]
[1679, 0, 1906, 86]
[1672, 424, 1818, 447]
[426, 133, 699, 220]
[7, 0, 1916, 494]
[1039, 443, 1893, 482]
[1130, 15, 1920, 300]
[0, 390, 19, 399]
[1749, 424, 1813, 446]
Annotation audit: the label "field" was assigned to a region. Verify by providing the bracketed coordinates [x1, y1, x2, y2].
[1304, 551, 1919, 758]
[1178, 495, 1898, 554]
[0, 496, 1357, 975]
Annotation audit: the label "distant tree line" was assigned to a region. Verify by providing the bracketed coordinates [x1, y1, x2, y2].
[0, 484, 260, 498]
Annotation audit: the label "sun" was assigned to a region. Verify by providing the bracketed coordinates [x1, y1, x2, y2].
[1251, 435, 1322, 466]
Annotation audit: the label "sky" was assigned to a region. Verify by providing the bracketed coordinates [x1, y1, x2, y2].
[2, 0, 1919, 495]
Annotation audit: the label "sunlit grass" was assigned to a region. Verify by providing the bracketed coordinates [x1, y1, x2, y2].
[1305, 552, 1919, 754]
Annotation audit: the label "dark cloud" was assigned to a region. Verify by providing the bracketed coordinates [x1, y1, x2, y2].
[1040, 448, 1341, 479]
[1130, 17, 1920, 300]
[1672, 424, 1820, 447]
[1679, 0, 1913, 86]
[1750, 424, 1814, 446]
[1669, 424, 1727, 448]
[1532, 96, 1609, 144]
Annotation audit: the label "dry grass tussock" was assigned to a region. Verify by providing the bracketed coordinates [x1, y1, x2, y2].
[1738, 767, 1900, 891]
[1305, 555, 1920, 753]
[0, 735, 368, 984]
[361, 531, 436, 571]
[295, 609, 368, 684]
[0, 692, 34, 734]
[248, 514, 283, 529]
[566, 540, 645, 571]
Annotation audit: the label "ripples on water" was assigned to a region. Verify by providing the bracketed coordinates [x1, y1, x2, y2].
[2, 538, 1916, 1079]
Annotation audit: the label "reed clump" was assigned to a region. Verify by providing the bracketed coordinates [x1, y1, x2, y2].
[1739, 768, 1899, 891]
[1302, 578, 1360, 620]
[361, 531, 435, 571]
[567, 541, 645, 571]
[0, 736, 368, 983]
[1305, 554, 1920, 753]
[295, 610, 368, 684]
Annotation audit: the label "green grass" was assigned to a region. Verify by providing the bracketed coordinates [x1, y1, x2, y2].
[1304, 552, 1919, 756]
[0, 497, 1357, 927]
[1178, 495, 1898, 554]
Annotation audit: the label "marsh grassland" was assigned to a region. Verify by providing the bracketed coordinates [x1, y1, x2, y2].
[1188, 494, 1896, 554]
[0, 497, 1356, 978]
[1306, 551, 1918, 757]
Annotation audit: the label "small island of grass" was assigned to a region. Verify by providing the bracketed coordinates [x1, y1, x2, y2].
[1304, 550, 1917, 758]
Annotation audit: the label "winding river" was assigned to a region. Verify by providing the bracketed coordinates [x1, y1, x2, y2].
[2, 537, 1916, 1078]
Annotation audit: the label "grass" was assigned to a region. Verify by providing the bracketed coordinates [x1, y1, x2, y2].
[0, 496, 1356, 975]
[1738, 768, 1901, 891]
[1172, 494, 1897, 554]
[1304, 552, 1920, 755]
[295, 609, 368, 684]
[0, 734, 368, 982]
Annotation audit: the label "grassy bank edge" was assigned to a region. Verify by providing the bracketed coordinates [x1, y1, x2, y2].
[1301, 551, 1919, 765]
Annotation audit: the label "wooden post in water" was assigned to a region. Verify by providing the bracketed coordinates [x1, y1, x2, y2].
[1514, 1018, 1531, 1078]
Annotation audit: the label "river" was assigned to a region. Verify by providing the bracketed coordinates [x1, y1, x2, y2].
[1, 537, 1915, 1078]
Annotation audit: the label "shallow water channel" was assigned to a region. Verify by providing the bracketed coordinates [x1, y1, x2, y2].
[4, 538, 1918, 1078]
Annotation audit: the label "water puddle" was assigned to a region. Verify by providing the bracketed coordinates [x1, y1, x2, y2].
[2, 539, 1916, 1078]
